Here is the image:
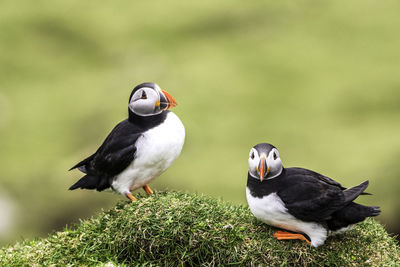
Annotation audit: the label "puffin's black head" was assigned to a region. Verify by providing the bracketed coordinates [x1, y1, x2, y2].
[248, 143, 283, 181]
[128, 82, 177, 117]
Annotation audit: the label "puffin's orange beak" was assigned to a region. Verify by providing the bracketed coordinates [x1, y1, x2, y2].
[259, 156, 266, 182]
[161, 90, 177, 110]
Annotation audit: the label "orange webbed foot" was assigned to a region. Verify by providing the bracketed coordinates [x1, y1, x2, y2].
[273, 230, 311, 245]
[143, 184, 154, 195]
[125, 192, 137, 202]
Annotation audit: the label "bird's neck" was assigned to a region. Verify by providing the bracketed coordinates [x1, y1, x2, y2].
[128, 110, 169, 128]
[247, 168, 286, 197]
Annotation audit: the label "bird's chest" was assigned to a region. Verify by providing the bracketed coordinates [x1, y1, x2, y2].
[114, 113, 185, 190]
[246, 188, 293, 226]
[135, 114, 185, 172]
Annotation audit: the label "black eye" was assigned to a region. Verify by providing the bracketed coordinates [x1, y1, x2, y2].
[251, 152, 254, 159]
[141, 91, 147, 99]
[273, 152, 277, 160]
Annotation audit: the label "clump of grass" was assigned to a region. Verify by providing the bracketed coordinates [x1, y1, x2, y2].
[1, 191, 399, 266]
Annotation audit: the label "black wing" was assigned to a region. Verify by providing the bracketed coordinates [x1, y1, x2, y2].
[69, 153, 95, 173]
[278, 169, 369, 222]
[288, 167, 345, 189]
[288, 167, 371, 195]
[70, 119, 141, 178]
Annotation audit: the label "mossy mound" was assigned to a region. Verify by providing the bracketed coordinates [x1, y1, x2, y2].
[1, 192, 399, 266]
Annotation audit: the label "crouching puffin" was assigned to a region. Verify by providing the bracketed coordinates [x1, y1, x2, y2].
[246, 143, 380, 247]
[69, 82, 185, 201]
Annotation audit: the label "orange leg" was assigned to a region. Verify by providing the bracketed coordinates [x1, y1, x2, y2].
[143, 184, 154, 195]
[273, 230, 311, 245]
[125, 192, 137, 202]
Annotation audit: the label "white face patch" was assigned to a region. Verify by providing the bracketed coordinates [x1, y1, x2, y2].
[248, 147, 283, 180]
[265, 148, 283, 179]
[129, 87, 161, 116]
[248, 148, 260, 179]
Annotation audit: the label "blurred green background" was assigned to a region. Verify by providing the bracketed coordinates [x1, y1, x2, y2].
[1, 0, 400, 245]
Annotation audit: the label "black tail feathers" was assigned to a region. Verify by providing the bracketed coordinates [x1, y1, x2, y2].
[368, 206, 381, 217]
[328, 203, 381, 231]
[69, 175, 110, 191]
[343, 180, 369, 203]
[69, 175, 99, 190]
[360, 192, 372, 196]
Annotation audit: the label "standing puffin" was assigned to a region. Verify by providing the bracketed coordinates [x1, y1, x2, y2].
[69, 82, 185, 201]
[246, 143, 380, 247]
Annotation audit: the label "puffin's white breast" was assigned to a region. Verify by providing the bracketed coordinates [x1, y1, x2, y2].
[246, 188, 292, 227]
[111, 112, 185, 194]
[246, 187, 327, 247]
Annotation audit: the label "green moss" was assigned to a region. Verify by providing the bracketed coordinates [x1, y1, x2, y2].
[1, 192, 399, 266]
